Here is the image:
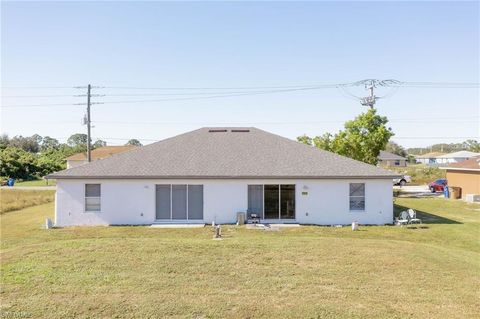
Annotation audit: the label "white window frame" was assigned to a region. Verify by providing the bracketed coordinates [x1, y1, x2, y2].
[349, 183, 365, 212]
[85, 184, 101, 213]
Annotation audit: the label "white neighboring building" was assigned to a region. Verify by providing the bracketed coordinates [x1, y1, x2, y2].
[436, 151, 480, 164]
[47, 128, 398, 227]
[415, 152, 445, 165]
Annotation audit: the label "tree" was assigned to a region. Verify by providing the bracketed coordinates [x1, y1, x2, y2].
[36, 150, 66, 176]
[9, 135, 40, 153]
[40, 136, 60, 151]
[67, 133, 88, 147]
[464, 139, 480, 152]
[297, 135, 312, 146]
[32, 134, 43, 145]
[385, 141, 407, 157]
[297, 109, 393, 165]
[0, 147, 38, 179]
[125, 139, 142, 146]
[311, 133, 334, 152]
[93, 140, 107, 148]
[0, 134, 9, 150]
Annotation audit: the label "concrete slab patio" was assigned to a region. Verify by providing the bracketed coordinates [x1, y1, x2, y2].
[150, 224, 205, 228]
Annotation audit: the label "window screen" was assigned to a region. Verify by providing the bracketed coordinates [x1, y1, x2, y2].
[188, 185, 203, 220]
[349, 183, 365, 211]
[172, 185, 187, 219]
[156, 184, 204, 220]
[85, 184, 101, 212]
[156, 185, 171, 219]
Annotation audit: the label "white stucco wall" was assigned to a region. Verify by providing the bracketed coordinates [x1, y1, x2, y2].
[55, 178, 393, 226]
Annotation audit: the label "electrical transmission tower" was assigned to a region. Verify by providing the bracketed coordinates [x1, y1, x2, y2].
[360, 80, 377, 109]
[339, 79, 403, 109]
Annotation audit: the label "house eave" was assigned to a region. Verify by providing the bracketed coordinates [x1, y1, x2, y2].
[440, 167, 480, 172]
[45, 174, 400, 180]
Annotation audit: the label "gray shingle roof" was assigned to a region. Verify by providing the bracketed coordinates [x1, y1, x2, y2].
[378, 151, 406, 160]
[47, 127, 398, 179]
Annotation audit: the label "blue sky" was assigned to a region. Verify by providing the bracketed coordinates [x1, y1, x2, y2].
[1, 1, 479, 148]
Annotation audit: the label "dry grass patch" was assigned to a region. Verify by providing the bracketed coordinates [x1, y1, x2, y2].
[0, 189, 55, 214]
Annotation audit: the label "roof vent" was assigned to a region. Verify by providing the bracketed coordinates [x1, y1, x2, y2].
[231, 129, 250, 133]
[208, 129, 228, 133]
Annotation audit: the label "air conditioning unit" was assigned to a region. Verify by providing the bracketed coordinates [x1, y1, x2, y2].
[465, 194, 480, 203]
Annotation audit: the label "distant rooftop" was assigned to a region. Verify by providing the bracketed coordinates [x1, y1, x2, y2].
[66, 145, 137, 161]
[437, 151, 480, 159]
[415, 152, 446, 159]
[441, 155, 480, 171]
[378, 151, 406, 160]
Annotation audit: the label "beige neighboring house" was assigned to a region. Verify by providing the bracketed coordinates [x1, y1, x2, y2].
[377, 151, 407, 167]
[440, 156, 480, 200]
[66, 146, 137, 169]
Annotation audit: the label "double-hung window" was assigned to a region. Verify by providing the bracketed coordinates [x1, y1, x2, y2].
[85, 184, 101, 212]
[349, 183, 365, 211]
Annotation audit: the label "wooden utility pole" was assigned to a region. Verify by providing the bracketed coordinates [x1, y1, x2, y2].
[86, 84, 92, 162]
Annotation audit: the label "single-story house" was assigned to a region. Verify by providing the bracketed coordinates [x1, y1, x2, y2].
[377, 151, 407, 167]
[415, 152, 445, 165]
[46, 127, 398, 227]
[66, 146, 137, 169]
[435, 151, 480, 164]
[440, 156, 480, 199]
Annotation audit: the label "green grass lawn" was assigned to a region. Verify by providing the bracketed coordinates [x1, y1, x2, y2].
[1, 194, 479, 318]
[13, 179, 56, 187]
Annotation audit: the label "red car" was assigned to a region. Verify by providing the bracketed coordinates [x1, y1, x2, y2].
[429, 179, 447, 193]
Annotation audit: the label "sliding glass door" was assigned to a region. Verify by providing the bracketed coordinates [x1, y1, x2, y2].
[280, 185, 295, 219]
[248, 185, 264, 219]
[248, 184, 295, 220]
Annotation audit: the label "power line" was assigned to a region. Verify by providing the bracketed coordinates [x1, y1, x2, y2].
[91, 117, 479, 126]
[0, 87, 349, 107]
[2, 94, 81, 98]
[0, 86, 80, 89]
[2, 79, 478, 108]
[11, 116, 479, 126]
[2, 81, 478, 91]
[1, 103, 76, 108]
[100, 84, 342, 90]
[0, 86, 339, 107]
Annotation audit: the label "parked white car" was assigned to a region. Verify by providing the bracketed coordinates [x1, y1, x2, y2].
[393, 175, 411, 186]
